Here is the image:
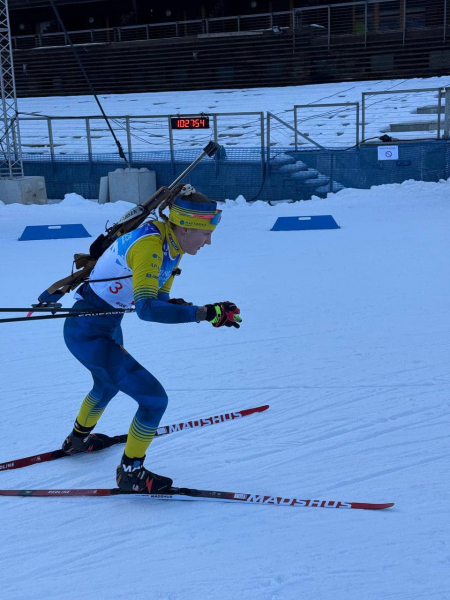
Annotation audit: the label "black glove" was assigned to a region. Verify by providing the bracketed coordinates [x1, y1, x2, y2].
[204, 301, 242, 329]
[168, 298, 193, 306]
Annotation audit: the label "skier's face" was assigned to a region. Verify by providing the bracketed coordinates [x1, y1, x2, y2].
[178, 227, 212, 255]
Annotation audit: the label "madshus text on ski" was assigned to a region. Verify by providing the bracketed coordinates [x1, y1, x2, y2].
[0, 405, 268, 472]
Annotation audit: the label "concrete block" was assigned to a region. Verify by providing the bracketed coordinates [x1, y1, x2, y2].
[108, 168, 156, 205]
[98, 176, 109, 204]
[0, 176, 47, 205]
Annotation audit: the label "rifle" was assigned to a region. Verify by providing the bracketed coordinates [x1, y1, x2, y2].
[37, 141, 221, 307]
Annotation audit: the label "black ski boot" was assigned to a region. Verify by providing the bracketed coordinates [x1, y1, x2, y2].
[116, 454, 173, 494]
[62, 423, 111, 455]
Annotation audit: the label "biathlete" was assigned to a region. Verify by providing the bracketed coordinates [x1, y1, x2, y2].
[62, 185, 241, 494]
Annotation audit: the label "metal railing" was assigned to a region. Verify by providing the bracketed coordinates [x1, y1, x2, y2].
[294, 103, 360, 149]
[12, 0, 450, 50]
[12, 11, 293, 50]
[15, 87, 450, 163]
[361, 87, 450, 142]
[17, 112, 265, 161]
[266, 111, 326, 177]
[293, 0, 449, 50]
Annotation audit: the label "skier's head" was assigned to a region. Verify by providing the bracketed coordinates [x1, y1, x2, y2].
[160, 185, 221, 255]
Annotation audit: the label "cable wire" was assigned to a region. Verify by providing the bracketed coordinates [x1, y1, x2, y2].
[48, 0, 129, 167]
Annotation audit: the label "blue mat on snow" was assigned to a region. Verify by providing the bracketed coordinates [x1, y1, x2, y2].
[19, 224, 91, 241]
[271, 215, 340, 231]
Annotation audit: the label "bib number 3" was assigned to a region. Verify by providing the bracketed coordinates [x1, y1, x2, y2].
[109, 282, 124, 294]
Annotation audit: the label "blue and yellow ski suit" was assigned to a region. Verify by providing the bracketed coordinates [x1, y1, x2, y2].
[64, 220, 198, 459]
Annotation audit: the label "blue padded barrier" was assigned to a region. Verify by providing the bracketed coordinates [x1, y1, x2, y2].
[19, 224, 91, 241]
[271, 215, 340, 231]
[21, 141, 450, 202]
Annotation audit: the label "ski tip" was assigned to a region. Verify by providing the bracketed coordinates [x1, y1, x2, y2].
[238, 404, 270, 417]
[352, 502, 395, 510]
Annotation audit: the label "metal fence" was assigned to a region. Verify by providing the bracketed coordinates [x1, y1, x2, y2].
[18, 112, 265, 160]
[294, 0, 449, 49]
[16, 89, 450, 162]
[267, 88, 450, 149]
[11, 0, 450, 51]
[361, 87, 450, 142]
[12, 11, 294, 50]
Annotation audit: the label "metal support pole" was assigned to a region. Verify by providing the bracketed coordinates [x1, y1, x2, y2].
[0, 0, 24, 178]
[294, 107, 298, 150]
[361, 93, 366, 142]
[11, 116, 18, 156]
[329, 151, 334, 193]
[47, 118, 55, 161]
[85, 118, 92, 159]
[259, 111, 264, 176]
[168, 116, 175, 178]
[356, 101, 360, 146]
[444, 88, 450, 139]
[213, 114, 218, 144]
[214, 115, 219, 179]
[266, 112, 271, 180]
[125, 117, 132, 165]
[438, 88, 442, 139]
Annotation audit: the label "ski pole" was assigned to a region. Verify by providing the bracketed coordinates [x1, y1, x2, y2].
[0, 307, 128, 314]
[0, 309, 133, 324]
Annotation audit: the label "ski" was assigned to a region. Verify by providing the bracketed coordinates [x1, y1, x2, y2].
[0, 486, 394, 510]
[0, 404, 269, 472]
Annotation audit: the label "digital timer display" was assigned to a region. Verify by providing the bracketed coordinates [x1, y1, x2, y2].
[171, 117, 210, 130]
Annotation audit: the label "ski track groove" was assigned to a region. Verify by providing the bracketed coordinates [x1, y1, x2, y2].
[317, 453, 448, 494]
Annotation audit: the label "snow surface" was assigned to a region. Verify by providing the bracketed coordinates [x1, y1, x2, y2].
[18, 74, 450, 154]
[1, 180, 450, 599]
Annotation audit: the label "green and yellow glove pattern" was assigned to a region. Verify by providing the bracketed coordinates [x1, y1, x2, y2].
[205, 301, 242, 329]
